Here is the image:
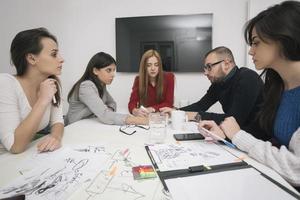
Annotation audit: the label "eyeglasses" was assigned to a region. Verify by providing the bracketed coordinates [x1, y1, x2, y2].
[119, 125, 150, 135]
[203, 60, 224, 71]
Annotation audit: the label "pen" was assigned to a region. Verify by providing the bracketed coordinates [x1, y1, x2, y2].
[52, 96, 57, 104]
[222, 139, 236, 148]
[199, 127, 236, 148]
[140, 105, 149, 112]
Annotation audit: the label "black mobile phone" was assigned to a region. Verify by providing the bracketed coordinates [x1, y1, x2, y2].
[173, 133, 205, 141]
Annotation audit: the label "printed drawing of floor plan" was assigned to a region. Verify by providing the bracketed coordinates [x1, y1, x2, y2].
[70, 147, 163, 200]
[0, 144, 164, 200]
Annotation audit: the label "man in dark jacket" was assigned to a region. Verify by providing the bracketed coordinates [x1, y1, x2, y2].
[161, 46, 264, 131]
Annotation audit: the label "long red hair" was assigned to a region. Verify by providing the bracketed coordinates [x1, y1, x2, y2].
[138, 49, 164, 106]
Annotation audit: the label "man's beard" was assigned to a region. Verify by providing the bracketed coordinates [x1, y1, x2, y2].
[211, 72, 226, 83]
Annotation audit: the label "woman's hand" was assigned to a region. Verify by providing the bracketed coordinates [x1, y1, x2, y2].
[146, 107, 155, 113]
[38, 78, 57, 105]
[159, 107, 174, 114]
[220, 117, 241, 140]
[37, 134, 61, 152]
[198, 120, 226, 139]
[132, 108, 148, 117]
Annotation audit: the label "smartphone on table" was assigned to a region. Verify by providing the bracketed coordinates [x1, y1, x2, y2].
[173, 133, 204, 141]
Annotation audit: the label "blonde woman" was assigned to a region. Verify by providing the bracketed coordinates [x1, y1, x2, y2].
[128, 49, 175, 117]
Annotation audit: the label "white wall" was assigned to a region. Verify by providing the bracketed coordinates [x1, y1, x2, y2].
[246, 0, 286, 72]
[0, 0, 282, 114]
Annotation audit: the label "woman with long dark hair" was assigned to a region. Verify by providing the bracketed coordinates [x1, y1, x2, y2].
[128, 49, 175, 116]
[199, 1, 300, 187]
[66, 52, 147, 125]
[0, 28, 64, 153]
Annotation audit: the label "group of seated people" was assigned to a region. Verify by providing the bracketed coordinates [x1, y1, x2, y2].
[0, 0, 299, 190]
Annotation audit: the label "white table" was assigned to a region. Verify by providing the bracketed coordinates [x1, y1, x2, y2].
[0, 118, 298, 199]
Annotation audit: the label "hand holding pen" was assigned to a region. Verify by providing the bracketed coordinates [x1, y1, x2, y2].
[38, 78, 57, 105]
[198, 120, 236, 148]
[132, 105, 154, 117]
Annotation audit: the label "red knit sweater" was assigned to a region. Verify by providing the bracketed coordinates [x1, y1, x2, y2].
[128, 72, 175, 113]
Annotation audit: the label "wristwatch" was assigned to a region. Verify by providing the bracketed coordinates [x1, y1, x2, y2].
[194, 113, 201, 122]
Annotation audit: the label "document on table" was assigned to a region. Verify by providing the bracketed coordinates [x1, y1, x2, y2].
[0, 145, 109, 200]
[17, 144, 107, 173]
[147, 141, 240, 172]
[165, 167, 298, 200]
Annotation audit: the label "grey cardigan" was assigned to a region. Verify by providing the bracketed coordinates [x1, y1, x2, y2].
[66, 80, 127, 125]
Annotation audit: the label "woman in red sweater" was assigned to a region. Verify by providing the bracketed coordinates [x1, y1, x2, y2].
[128, 49, 175, 117]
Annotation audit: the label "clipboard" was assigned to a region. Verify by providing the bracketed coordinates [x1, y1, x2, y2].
[145, 144, 300, 200]
[145, 142, 246, 173]
[163, 167, 300, 200]
[145, 142, 248, 192]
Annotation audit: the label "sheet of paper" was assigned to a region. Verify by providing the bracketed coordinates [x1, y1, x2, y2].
[148, 142, 240, 171]
[0, 146, 109, 200]
[17, 144, 107, 173]
[165, 168, 298, 200]
[77, 145, 160, 200]
[1, 144, 161, 200]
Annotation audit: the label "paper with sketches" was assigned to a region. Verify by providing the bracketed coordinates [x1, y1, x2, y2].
[17, 144, 107, 173]
[0, 145, 109, 200]
[78, 146, 160, 200]
[148, 142, 240, 171]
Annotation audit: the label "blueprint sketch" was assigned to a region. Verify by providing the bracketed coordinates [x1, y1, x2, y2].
[148, 142, 240, 171]
[0, 146, 109, 200]
[0, 145, 162, 200]
[75, 146, 161, 200]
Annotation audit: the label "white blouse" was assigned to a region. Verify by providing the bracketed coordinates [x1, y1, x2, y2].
[0, 73, 64, 151]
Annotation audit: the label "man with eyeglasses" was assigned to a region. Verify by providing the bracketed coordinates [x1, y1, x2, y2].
[161, 46, 265, 136]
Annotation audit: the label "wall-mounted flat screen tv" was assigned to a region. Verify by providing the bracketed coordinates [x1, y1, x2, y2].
[116, 13, 212, 72]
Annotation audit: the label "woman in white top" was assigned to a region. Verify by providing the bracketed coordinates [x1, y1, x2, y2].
[0, 28, 64, 154]
[199, 1, 300, 188]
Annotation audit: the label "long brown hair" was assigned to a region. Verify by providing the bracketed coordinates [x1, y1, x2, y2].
[138, 49, 164, 106]
[68, 52, 116, 102]
[10, 27, 61, 106]
[244, 1, 300, 135]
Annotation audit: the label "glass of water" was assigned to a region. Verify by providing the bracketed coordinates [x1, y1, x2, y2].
[148, 113, 167, 144]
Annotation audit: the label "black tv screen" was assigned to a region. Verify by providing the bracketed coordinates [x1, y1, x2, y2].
[116, 13, 212, 72]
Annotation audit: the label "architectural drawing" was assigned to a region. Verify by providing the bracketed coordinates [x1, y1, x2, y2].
[0, 145, 161, 200]
[0, 147, 108, 200]
[148, 142, 239, 171]
[82, 149, 149, 200]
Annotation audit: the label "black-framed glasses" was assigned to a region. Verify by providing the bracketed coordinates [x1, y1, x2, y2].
[119, 125, 150, 135]
[203, 60, 224, 71]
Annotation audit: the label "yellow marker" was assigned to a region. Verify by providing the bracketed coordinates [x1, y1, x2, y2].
[109, 165, 118, 176]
